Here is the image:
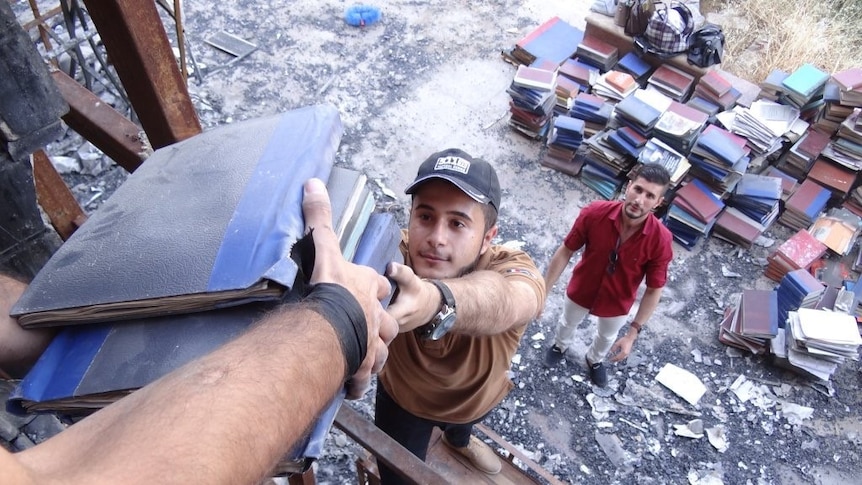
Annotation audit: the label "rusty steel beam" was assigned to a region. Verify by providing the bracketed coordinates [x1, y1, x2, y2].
[81, 0, 201, 149]
[32, 149, 87, 241]
[51, 69, 150, 173]
[334, 405, 447, 484]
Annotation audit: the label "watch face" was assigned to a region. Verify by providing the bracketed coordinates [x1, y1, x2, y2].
[429, 310, 456, 340]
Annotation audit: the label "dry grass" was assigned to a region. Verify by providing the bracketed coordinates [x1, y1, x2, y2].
[701, 0, 862, 83]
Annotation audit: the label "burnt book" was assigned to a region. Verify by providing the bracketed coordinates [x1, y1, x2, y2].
[11, 106, 343, 329]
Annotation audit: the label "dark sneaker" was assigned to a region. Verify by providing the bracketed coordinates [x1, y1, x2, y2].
[586, 357, 608, 387]
[543, 345, 565, 367]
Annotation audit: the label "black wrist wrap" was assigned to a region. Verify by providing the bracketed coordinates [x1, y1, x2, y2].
[306, 283, 368, 378]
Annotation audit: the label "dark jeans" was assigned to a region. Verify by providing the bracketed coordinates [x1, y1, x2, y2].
[374, 383, 484, 485]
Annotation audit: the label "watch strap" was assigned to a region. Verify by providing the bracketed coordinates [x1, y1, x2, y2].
[428, 279, 455, 309]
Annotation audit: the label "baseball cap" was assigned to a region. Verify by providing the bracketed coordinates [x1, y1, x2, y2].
[404, 148, 501, 211]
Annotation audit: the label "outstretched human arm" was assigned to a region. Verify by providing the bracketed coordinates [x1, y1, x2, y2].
[608, 286, 663, 362]
[7, 178, 398, 485]
[386, 259, 544, 336]
[543, 243, 576, 295]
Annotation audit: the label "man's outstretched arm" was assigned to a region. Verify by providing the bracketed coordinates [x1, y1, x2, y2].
[6, 178, 398, 485]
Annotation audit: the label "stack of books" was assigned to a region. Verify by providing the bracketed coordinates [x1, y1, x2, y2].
[712, 206, 767, 249]
[688, 70, 741, 115]
[780, 63, 830, 110]
[592, 70, 638, 102]
[719, 289, 779, 355]
[843, 184, 862, 217]
[778, 178, 832, 231]
[765, 229, 828, 282]
[612, 88, 670, 138]
[507, 66, 557, 140]
[605, 126, 648, 160]
[783, 308, 862, 381]
[559, 57, 600, 89]
[820, 109, 862, 172]
[759, 69, 789, 102]
[775, 128, 832, 180]
[646, 64, 696, 102]
[575, 34, 619, 72]
[664, 178, 724, 249]
[806, 156, 857, 202]
[808, 207, 862, 256]
[764, 165, 800, 202]
[614, 52, 652, 86]
[504, 16, 584, 66]
[582, 129, 633, 178]
[580, 161, 628, 201]
[776, 268, 826, 330]
[832, 67, 862, 107]
[724, 99, 801, 158]
[687, 124, 751, 198]
[543, 115, 586, 174]
[569, 92, 613, 136]
[637, 137, 691, 188]
[653, 101, 710, 155]
[814, 82, 852, 134]
[554, 75, 583, 114]
[728, 173, 782, 229]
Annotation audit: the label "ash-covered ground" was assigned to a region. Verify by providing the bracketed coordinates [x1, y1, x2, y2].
[13, 0, 862, 483]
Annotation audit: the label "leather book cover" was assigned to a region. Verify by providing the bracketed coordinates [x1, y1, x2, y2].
[786, 179, 832, 219]
[614, 94, 661, 129]
[735, 173, 783, 200]
[559, 58, 598, 86]
[832, 67, 862, 91]
[714, 207, 764, 246]
[513, 65, 558, 91]
[782, 63, 830, 97]
[695, 126, 747, 165]
[699, 70, 733, 97]
[515, 16, 584, 66]
[556, 75, 582, 98]
[674, 178, 725, 223]
[739, 289, 779, 338]
[807, 157, 856, 195]
[618, 126, 648, 148]
[649, 65, 695, 96]
[577, 34, 618, 58]
[604, 70, 637, 94]
[796, 129, 834, 159]
[615, 52, 651, 80]
[11, 105, 343, 328]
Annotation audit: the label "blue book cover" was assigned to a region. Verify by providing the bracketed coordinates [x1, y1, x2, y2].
[11, 106, 344, 329]
[616, 52, 651, 80]
[517, 16, 584, 66]
[782, 63, 830, 97]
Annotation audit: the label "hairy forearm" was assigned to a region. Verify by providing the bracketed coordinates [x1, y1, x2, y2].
[17, 305, 345, 485]
[445, 271, 541, 336]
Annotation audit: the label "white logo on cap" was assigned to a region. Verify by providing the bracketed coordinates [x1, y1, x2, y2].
[434, 156, 470, 174]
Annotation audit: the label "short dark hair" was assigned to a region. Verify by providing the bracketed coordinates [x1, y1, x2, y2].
[637, 163, 671, 189]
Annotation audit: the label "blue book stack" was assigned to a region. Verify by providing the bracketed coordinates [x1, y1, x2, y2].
[664, 178, 725, 250]
[568, 92, 612, 136]
[776, 268, 825, 329]
[729, 173, 783, 228]
[580, 158, 626, 200]
[548, 115, 585, 152]
[781, 63, 830, 109]
[615, 52, 652, 85]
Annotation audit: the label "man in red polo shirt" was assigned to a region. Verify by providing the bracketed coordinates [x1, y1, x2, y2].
[542, 163, 673, 387]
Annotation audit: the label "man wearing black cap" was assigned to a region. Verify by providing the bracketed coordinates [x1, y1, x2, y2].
[377, 148, 545, 482]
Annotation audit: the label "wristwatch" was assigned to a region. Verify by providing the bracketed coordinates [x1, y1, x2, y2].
[417, 280, 457, 341]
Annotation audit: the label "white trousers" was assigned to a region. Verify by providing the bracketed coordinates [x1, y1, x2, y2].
[554, 298, 627, 364]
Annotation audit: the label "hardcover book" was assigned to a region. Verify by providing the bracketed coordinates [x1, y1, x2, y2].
[513, 16, 584, 66]
[12, 105, 343, 328]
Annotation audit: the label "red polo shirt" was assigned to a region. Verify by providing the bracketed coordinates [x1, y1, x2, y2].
[564, 200, 673, 317]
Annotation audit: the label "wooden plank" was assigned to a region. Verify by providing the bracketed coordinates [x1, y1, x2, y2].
[50, 69, 150, 173]
[32, 149, 87, 241]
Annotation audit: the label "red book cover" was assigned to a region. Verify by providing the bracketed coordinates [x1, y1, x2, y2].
[650, 65, 695, 94]
[578, 34, 617, 57]
[796, 129, 832, 158]
[715, 208, 762, 244]
[604, 70, 636, 93]
[807, 157, 855, 194]
[699, 70, 732, 97]
[667, 100, 710, 125]
[674, 180, 723, 223]
[772, 229, 827, 270]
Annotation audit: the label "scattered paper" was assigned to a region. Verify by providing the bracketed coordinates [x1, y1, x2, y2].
[530, 332, 545, 341]
[781, 402, 814, 425]
[656, 363, 707, 406]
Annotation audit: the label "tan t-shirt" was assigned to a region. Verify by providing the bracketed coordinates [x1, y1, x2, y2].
[379, 233, 546, 424]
